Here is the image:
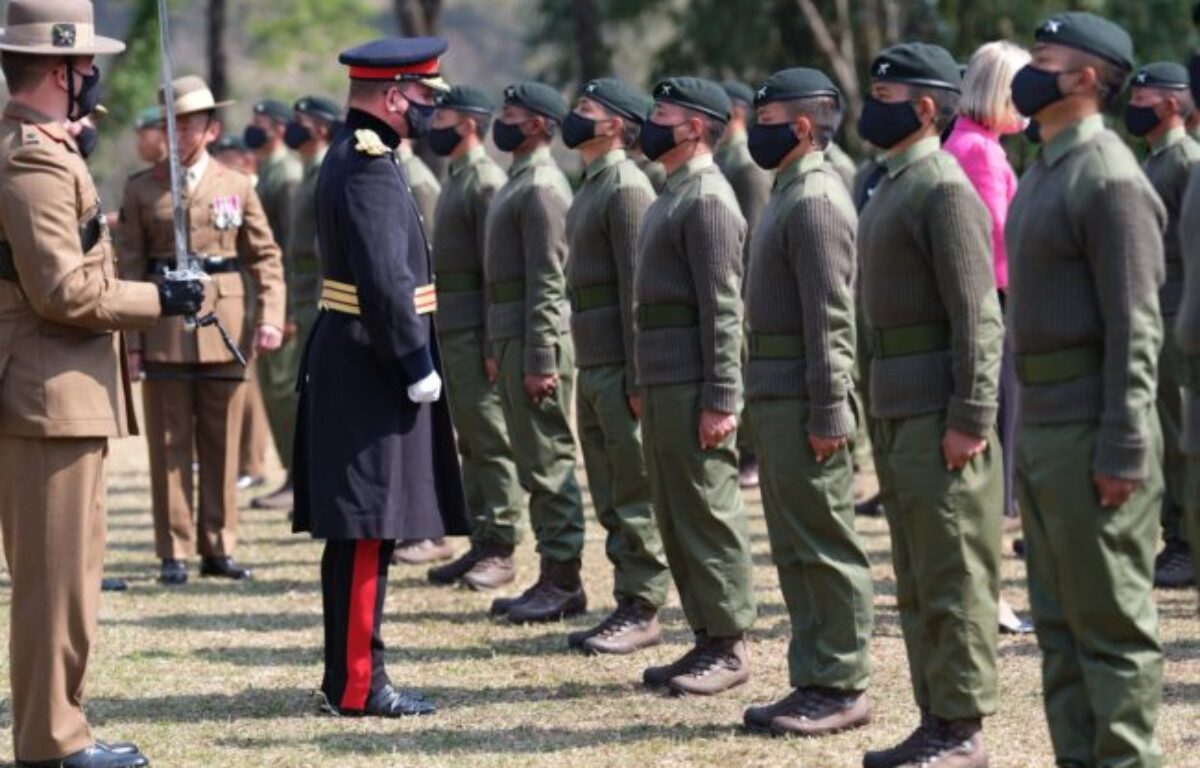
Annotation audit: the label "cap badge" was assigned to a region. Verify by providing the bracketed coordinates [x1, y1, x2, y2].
[756, 86, 768, 100]
[1044, 19, 1062, 34]
[585, 83, 597, 94]
[52, 23, 77, 48]
[1136, 72, 1148, 84]
[660, 84, 673, 96]
[876, 62, 891, 76]
[505, 86, 516, 100]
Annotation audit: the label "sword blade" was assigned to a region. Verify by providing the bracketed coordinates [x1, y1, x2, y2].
[156, 0, 190, 272]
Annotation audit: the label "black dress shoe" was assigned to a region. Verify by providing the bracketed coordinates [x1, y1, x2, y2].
[100, 578, 128, 592]
[95, 742, 140, 755]
[199, 556, 252, 580]
[157, 559, 187, 585]
[18, 742, 148, 767]
[320, 685, 436, 718]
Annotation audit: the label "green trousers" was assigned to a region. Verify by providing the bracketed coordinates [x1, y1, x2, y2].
[441, 328, 524, 547]
[1158, 321, 1186, 544]
[873, 412, 1001, 720]
[641, 382, 755, 637]
[577, 365, 670, 607]
[1017, 420, 1163, 768]
[258, 306, 316, 473]
[494, 335, 584, 562]
[748, 398, 873, 691]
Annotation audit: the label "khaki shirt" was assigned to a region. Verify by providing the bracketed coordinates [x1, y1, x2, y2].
[117, 153, 285, 366]
[0, 102, 161, 438]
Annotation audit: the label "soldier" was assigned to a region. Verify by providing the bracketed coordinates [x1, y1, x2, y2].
[634, 78, 754, 696]
[717, 79, 771, 489]
[293, 36, 469, 718]
[1126, 62, 1200, 590]
[856, 44, 1003, 767]
[1181, 66, 1200, 609]
[1007, 14, 1167, 766]
[210, 133, 255, 175]
[424, 86, 526, 591]
[0, 1, 204, 764]
[392, 136, 453, 566]
[737, 68, 873, 736]
[484, 82, 589, 625]
[134, 105, 166, 165]
[118, 76, 286, 585]
[559, 78, 671, 654]
[249, 96, 342, 518]
[629, 93, 668, 193]
[245, 98, 302, 505]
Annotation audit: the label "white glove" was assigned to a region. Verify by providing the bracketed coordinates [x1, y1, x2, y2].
[407, 371, 442, 404]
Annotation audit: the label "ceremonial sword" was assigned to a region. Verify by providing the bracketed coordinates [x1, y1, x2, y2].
[156, 0, 247, 367]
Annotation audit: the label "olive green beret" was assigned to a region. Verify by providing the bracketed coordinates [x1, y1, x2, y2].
[134, 105, 163, 130]
[438, 85, 496, 115]
[651, 77, 731, 122]
[252, 98, 292, 123]
[1033, 12, 1134, 71]
[579, 78, 647, 123]
[753, 68, 841, 107]
[294, 95, 342, 123]
[721, 79, 755, 107]
[1131, 62, 1189, 90]
[869, 43, 962, 92]
[503, 81, 568, 122]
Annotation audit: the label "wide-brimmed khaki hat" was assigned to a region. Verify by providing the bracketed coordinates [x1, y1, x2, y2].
[0, 0, 124, 56]
[158, 75, 235, 117]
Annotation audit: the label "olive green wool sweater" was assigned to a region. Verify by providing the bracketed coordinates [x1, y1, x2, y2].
[1142, 126, 1200, 316]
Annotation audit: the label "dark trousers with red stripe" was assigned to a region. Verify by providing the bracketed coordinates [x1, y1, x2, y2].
[320, 539, 396, 711]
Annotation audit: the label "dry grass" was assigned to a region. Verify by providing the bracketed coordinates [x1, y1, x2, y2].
[0, 414, 1197, 767]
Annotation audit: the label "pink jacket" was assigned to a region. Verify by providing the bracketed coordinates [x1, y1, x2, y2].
[943, 117, 1017, 290]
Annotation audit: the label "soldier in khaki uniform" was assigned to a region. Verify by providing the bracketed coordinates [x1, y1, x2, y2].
[0, 2, 205, 764]
[118, 76, 286, 586]
[1125, 63, 1200, 590]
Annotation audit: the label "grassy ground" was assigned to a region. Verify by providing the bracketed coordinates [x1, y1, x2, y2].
[0, 412, 1197, 767]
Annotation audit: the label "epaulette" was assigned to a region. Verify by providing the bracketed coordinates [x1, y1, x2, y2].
[354, 129, 390, 157]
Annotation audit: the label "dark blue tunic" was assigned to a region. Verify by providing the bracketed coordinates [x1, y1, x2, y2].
[293, 108, 469, 540]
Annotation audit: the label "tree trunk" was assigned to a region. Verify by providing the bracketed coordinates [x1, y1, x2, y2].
[207, 0, 228, 103]
[574, 0, 604, 83]
[795, 0, 862, 148]
[394, 0, 442, 35]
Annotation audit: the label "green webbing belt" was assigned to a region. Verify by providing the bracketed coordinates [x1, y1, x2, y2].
[570, 283, 619, 312]
[748, 332, 806, 360]
[487, 278, 525, 303]
[1016, 344, 1103, 385]
[438, 271, 484, 293]
[637, 302, 699, 329]
[872, 322, 950, 358]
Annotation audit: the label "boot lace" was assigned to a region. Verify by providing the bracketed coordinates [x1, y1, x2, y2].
[594, 602, 643, 639]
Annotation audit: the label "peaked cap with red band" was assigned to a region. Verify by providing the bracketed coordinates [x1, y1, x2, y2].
[338, 36, 450, 91]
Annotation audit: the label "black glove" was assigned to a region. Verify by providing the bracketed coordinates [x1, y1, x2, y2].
[158, 278, 205, 317]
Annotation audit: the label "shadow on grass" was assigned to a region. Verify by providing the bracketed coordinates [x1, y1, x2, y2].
[216, 722, 737, 755]
[1164, 681, 1199, 704]
[103, 611, 322, 632]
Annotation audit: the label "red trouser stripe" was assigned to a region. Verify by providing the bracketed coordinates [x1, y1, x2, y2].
[341, 539, 381, 711]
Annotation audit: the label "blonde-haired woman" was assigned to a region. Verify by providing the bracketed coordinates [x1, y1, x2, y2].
[944, 40, 1031, 634]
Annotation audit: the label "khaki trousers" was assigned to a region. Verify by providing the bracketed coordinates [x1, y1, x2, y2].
[143, 367, 247, 560]
[0, 435, 107, 762]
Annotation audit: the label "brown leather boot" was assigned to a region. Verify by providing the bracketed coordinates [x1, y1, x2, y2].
[903, 718, 987, 767]
[666, 635, 750, 696]
[642, 633, 708, 688]
[581, 600, 661, 655]
[459, 543, 516, 591]
[743, 687, 810, 733]
[489, 563, 546, 616]
[392, 538, 455, 565]
[769, 687, 871, 737]
[427, 543, 484, 585]
[863, 709, 932, 768]
[506, 558, 587, 624]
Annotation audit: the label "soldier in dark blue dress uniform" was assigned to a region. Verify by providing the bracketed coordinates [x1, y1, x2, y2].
[293, 36, 469, 718]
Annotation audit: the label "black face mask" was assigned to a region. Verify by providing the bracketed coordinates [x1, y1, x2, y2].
[67, 65, 102, 122]
[1190, 53, 1200, 107]
[243, 125, 268, 150]
[405, 103, 436, 139]
[1011, 65, 1065, 119]
[1024, 120, 1042, 145]
[1123, 105, 1162, 138]
[748, 122, 800, 170]
[283, 121, 312, 150]
[75, 125, 99, 159]
[428, 125, 464, 157]
[639, 120, 680, 161]
[561, 111, 598, 149]
[493, 120, 528, 153]
[857, 96, 923, 150]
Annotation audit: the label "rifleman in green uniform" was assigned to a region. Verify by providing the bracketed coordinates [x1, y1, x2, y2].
[634, 78, 755, 697]
[856, 44, 1004, 768]
[1008, 13, 1167, 767]
[1180, 60, 1200, 610]
[484, 82, 588, 625]
[1127, 62, 1200, 590]
[424, 85, 526, 592]
[735, 68, 874, 738]
[559, 77, 671, 656]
